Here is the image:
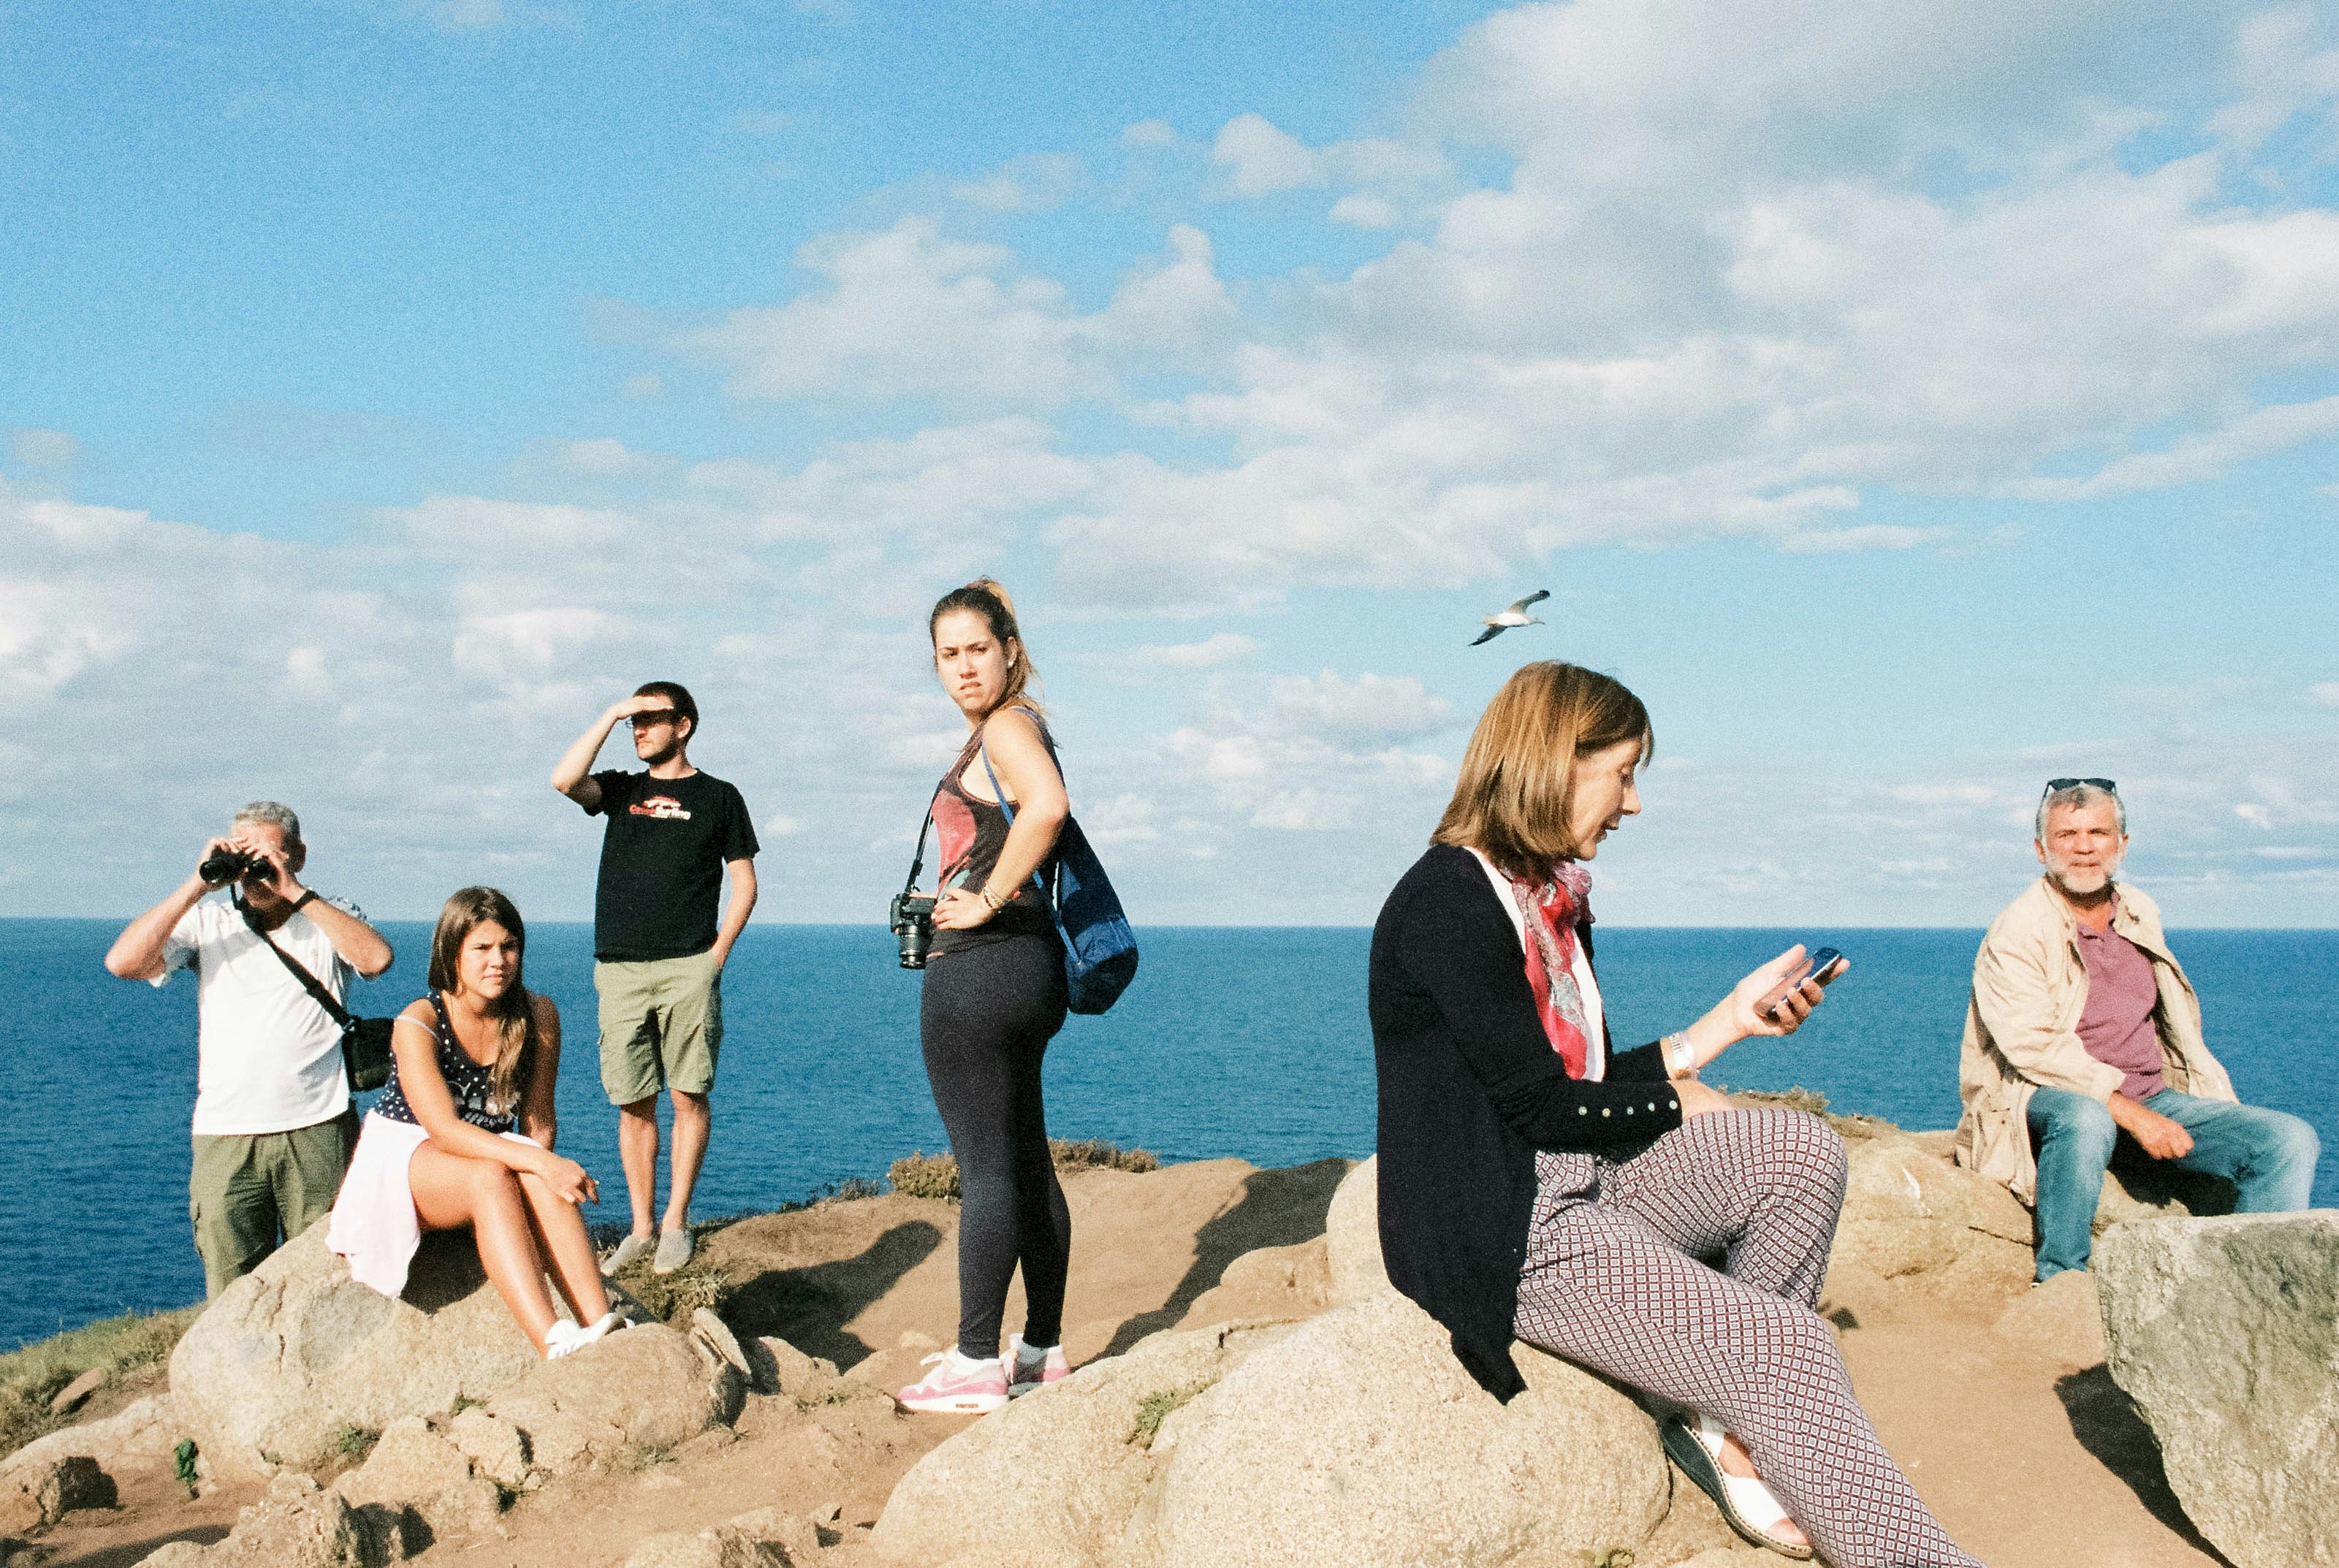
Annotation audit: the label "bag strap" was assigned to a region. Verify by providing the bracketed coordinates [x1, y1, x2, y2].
[978, 712, 1062, 903]
[237, 899, 354, 1031]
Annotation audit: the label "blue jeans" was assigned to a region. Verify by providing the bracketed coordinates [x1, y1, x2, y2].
[2026, 1086, 2320, 1279]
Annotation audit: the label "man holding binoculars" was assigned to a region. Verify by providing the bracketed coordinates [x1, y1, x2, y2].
[105, 802, 394, 1295]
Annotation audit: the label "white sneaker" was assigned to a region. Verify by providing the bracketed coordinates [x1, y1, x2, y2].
[1007, 1333, 1070, 1396]
[653, 1225, 694, 1274]
[543, 1320, 583, 1360]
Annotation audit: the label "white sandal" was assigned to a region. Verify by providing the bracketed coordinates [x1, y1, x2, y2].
[1660, 1412, 1814, 1560]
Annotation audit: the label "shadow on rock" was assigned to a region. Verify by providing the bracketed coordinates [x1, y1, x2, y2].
[2053, 1366, 2232, 1566]
[45, 1523, 233, 1568]
[722, 1219, 944, 1370]
[1106, 1159, 1349, 1357]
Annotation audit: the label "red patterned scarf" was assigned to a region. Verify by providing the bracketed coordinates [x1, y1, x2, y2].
[1503, 861, 1602, 1081]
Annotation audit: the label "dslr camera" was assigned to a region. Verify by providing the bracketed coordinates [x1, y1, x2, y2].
[199, 849, 267, 886]
[889, 891, 937, 970]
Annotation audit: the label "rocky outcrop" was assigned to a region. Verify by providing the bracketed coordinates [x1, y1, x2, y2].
[1132, 1290, 1667, 1568]
[878, 1292, 1668, 1568]
[140, 1471, 404, 1567]
[1322, 1158, 1387, 1304]
[0, 1455, 113, 1536]
[875, 1320, 1288, 1568]
[332, 1417, 505, 1550]
[1829, 1124, 2034, 1298]
[620, 1504, 826, 1567]
[167, 1227, 540, 1480]
[480, 1322, 743, 1477]
[2096, 1211, 2339, 1568]
[0, 1393, 179, 1482]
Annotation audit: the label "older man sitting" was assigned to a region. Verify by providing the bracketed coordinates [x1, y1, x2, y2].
[1957, 779, 2319, 1279]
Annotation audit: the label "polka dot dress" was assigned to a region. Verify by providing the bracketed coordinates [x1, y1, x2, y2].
[1513, 1108, 1984, 1568]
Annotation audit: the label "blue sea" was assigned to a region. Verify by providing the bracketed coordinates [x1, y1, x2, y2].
[4, 921, 2334, 1350]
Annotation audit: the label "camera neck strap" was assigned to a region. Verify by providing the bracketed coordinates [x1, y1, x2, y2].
[902, 783, 945, 897]
[237, 897, 354, 1032]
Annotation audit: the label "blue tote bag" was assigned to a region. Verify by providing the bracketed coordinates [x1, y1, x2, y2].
[981, 722, 1140, 1015]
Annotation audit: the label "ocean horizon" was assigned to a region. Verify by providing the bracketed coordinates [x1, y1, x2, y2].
[6, 917, 2333, 1351]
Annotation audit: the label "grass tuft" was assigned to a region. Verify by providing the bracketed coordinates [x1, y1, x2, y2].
[332, 1423, 380, 1459]
[891, 1139, 1162, 1204]
[1128, 1382, 1209, 1448]
[0, 1304, 199, 1461]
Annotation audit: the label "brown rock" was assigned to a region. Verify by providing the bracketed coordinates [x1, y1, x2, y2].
[47, 1368, 108, 1417]
[146, 1470, 404, 1566]
[483, 1323, 740, 1477]
[0, 1393, 178, 1481]
[444, 1407, 532, 1491]
[1133, 1290, 1668, 1568]
[1992, 1267, 2106, 1368]
[0, 1455, 114, 1535]
[1830, 1130, 2034, 1300]
[1321, 1157, 1388, 1306]
[167, 1225, 539, 1481]
[332, 1417, 503, 1545]
[747, 1336, 842, 1404]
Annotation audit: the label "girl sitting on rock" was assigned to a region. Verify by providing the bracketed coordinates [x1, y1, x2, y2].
[329, 886, 625, 1358]
[1369, 662, 1982, 1567]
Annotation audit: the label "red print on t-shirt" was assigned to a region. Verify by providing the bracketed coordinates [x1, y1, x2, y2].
[629, 796, 693, 821]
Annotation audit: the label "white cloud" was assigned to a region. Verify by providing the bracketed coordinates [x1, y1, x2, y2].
[1269, 670, 1455, 745]
[2313, 682, 2339, 706]
[451, 607, 628, 682]
[1212, 114, 1323, 197]
[950, 153, 1081, 213]
[674, 218, 1232, 405]
[764, 812, 806, 837]
[1122, 119, 1178, 148]
[623, 373, 664, 400]
[1080, 792, 1158, 845]
[1133, 633, 1258, 667]
[10, 430, 79, 468]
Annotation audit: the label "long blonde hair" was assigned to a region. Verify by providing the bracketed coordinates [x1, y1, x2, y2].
[929, 577, 1046, 719]
[1432, 663, 1653, 880]
[427, 886, 534, 1114]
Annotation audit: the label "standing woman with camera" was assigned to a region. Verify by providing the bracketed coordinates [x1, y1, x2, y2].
[894, 579, 1078, 1415]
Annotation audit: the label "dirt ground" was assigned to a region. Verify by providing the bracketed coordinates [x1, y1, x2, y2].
[25, 1154, 2221, 1568]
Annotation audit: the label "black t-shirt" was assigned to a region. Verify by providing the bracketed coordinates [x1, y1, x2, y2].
[588, 769, 759, 962]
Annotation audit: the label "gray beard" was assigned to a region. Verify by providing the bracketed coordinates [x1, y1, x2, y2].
[2045, 854, 2118, 899]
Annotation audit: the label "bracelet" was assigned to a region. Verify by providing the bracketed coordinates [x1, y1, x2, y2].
[291, 889, 319, 913]
[979, 887, 1007, 913]
[1660, 1032, 1695, 1078]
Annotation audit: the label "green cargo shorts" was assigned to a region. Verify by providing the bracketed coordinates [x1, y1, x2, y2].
[189, 1108, 360, 1298]
[596, 948, 723, 1105]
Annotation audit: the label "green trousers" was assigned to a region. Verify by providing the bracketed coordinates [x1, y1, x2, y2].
[189, 1108, 360, 1297]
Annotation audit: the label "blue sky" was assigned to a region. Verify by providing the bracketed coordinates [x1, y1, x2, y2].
[5, 0, 2337, 926]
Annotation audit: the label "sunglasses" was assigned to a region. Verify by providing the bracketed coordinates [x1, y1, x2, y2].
[2044, 777, 2117, 793]
[628, 711, 680, 730]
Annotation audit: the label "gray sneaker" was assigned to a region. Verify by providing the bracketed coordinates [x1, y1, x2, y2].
[601, 1232, 655, 1276]
[653, 1225, 694, 1274]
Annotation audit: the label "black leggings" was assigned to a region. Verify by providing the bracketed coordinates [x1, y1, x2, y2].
[919, 934, 1071, 1359]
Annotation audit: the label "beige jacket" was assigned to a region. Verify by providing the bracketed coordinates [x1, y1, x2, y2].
[1955, 878, 2236, 1205]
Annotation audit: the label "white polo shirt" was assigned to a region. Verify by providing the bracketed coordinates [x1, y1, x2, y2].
[156, 895, 367, 1136]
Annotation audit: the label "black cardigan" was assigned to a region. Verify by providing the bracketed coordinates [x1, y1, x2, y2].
[1369, 844, 1682, 1401]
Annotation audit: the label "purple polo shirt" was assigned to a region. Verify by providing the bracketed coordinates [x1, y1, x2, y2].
[2074, 918, 2167, 1101]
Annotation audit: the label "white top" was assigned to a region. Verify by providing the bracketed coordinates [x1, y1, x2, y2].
[155, 896, 365, 1135]
[1467, 848, 1606, 1081]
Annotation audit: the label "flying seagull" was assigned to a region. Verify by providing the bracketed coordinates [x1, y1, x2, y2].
[1471, 589, 1549, 645]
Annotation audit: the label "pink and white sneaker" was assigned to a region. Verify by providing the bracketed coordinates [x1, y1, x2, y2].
[895, 1349, 1009, 1415]
[1007, 1333, 1070, 1397]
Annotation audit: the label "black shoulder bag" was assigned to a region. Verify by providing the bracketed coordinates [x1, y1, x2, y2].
[238, 902, 396, 1092]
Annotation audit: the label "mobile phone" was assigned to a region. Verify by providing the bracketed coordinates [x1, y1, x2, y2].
[1762, 947, 1847, 1022]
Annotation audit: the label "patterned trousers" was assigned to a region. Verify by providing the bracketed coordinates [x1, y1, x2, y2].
[1513, 1108, 1983, 1568]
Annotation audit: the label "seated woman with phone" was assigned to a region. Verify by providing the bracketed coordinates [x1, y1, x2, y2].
[1369, 662, 1979, 1567]
[329, 886, 625, 1358]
